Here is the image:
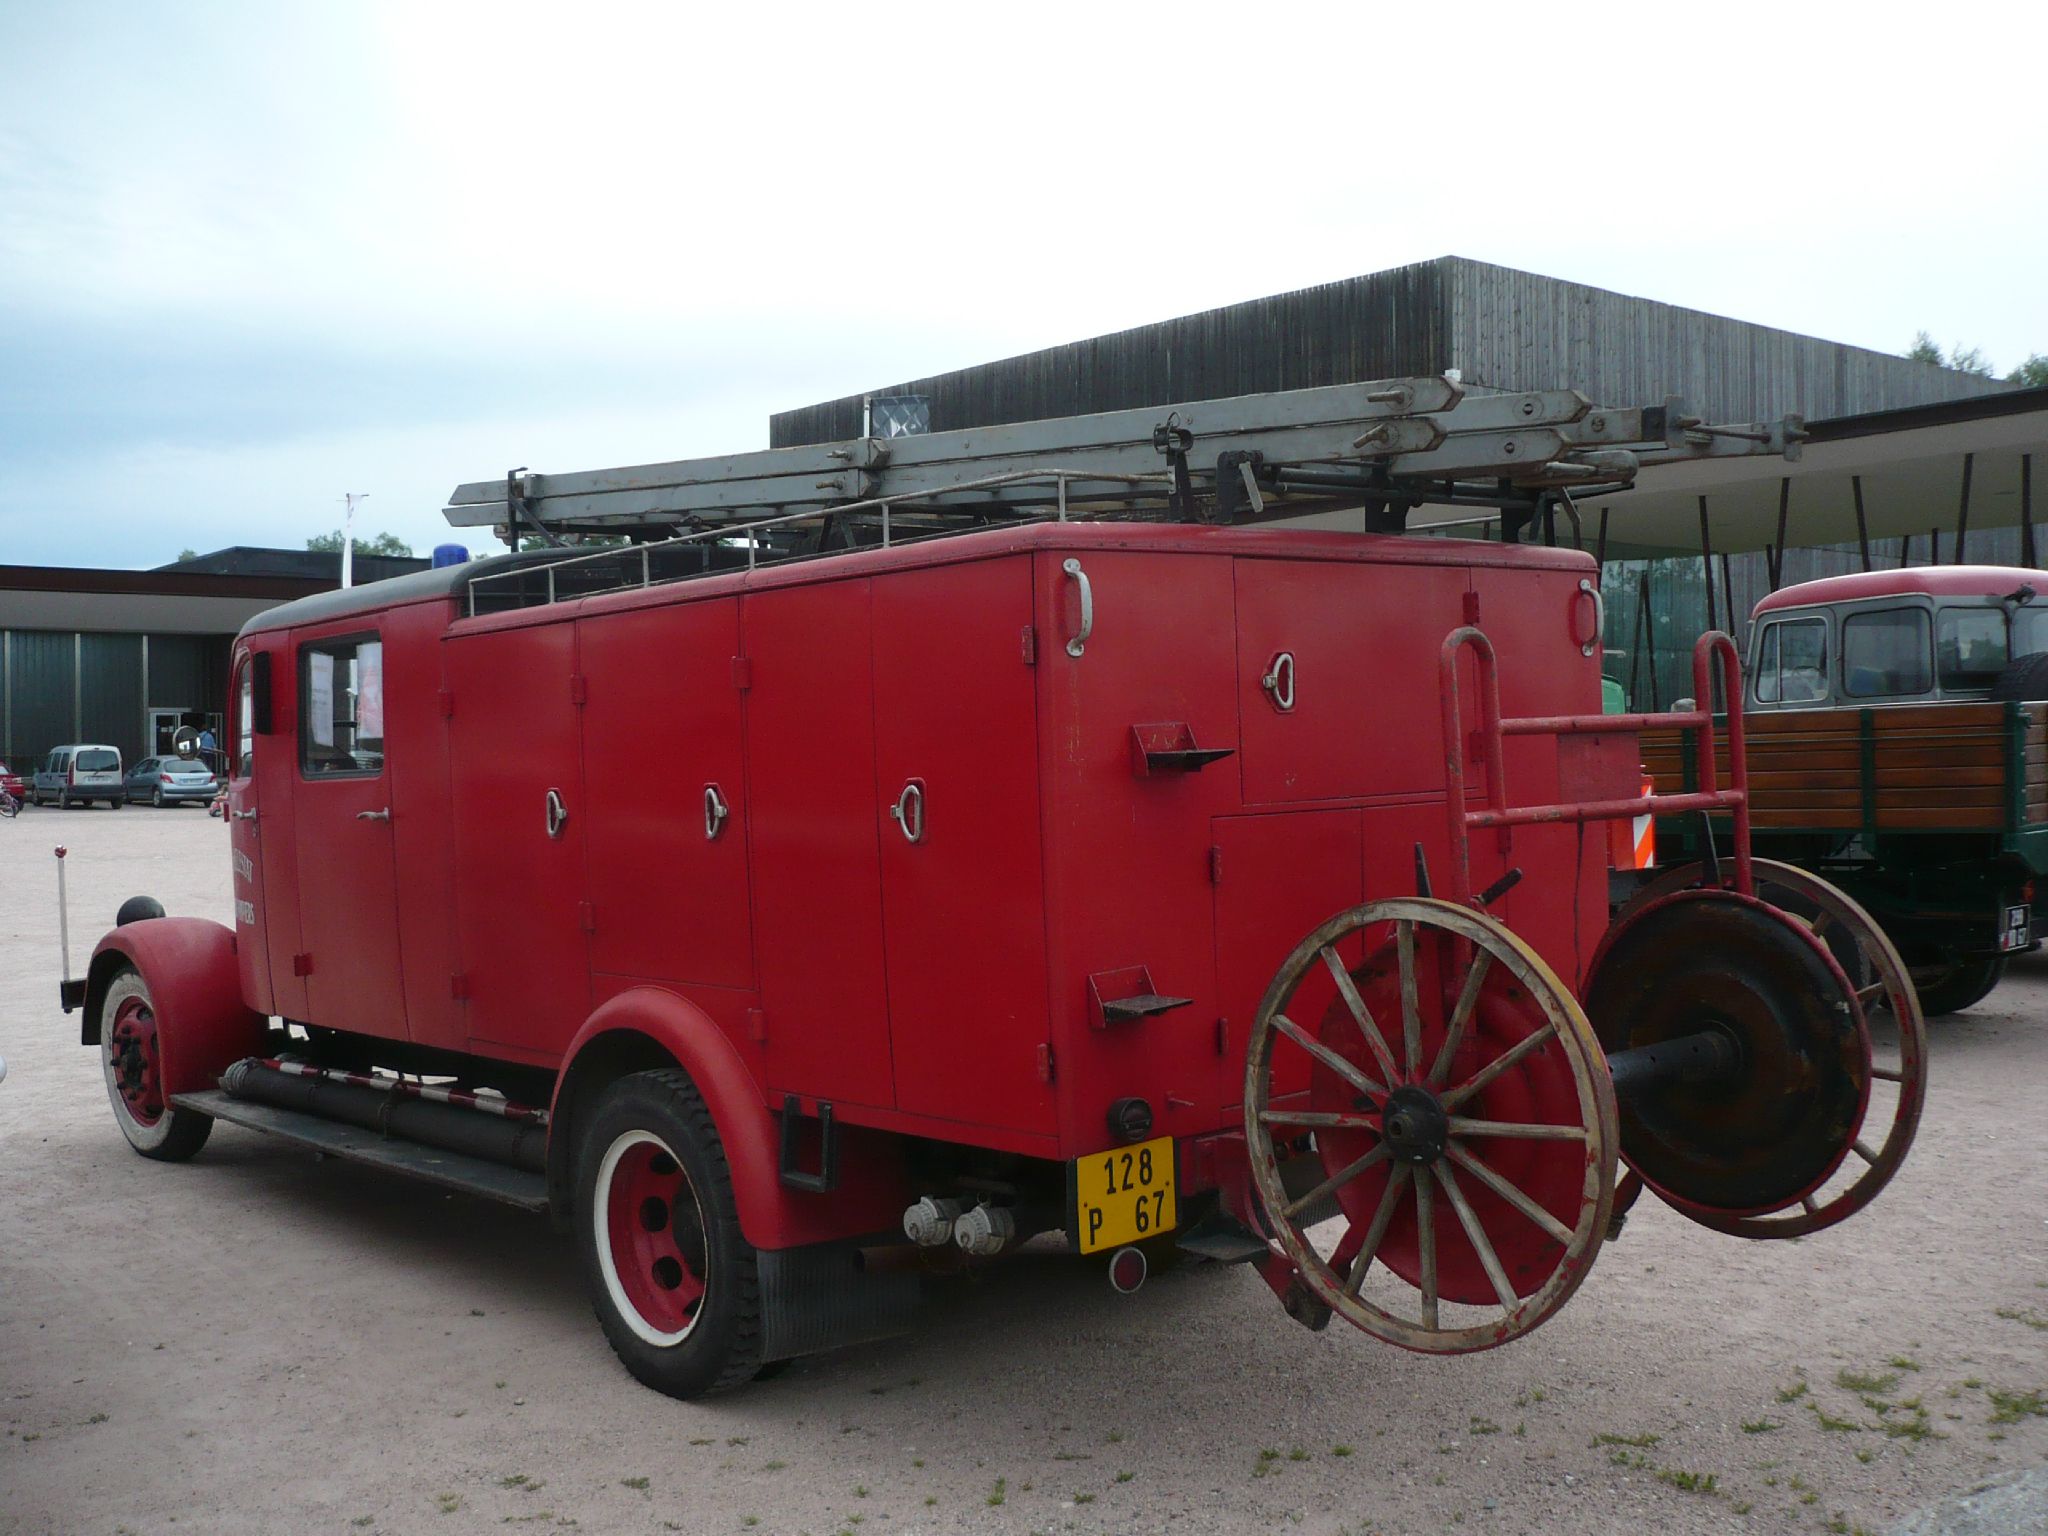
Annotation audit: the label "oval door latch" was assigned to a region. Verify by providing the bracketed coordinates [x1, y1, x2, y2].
[544, 787, 569, 839]
[890, 778, 926, 843]
[1261, 651, 1296, 712]
[1062, 558, 1094, 657]
[704, 783, 730, 840]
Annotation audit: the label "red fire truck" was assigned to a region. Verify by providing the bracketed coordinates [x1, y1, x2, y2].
[62, 380, 1924, 1396]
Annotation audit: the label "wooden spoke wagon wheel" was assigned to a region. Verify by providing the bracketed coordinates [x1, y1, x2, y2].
[1611, 859, 1926, 1239]
[1244, 898, 1617, 1354]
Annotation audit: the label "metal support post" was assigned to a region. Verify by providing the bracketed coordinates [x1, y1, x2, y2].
[1955, 452, 1974, 564]
[1852, 475, 1872, 572]
[2024, 455, 2037, 569]
[1698, 496, 1718, 634]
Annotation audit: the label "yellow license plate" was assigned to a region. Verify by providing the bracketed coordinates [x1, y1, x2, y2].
[1074, 1136, 1177, 1254]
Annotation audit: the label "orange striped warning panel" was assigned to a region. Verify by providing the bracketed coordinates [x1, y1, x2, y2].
[1608, 773, 1656, 870]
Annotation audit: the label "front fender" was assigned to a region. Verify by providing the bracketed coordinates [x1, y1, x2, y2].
[84, 918, 267, 1094]
[551, 987, 907, 1251]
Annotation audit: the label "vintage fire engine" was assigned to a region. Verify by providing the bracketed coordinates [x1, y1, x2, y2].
[63, 379, 1925, 1397]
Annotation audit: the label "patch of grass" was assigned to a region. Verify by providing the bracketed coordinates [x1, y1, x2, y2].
[1254, 1448, 1281, 1478]
[1835, 1369, 1900, 1395]
[1115, 1470, 1134, 1484]
[1856, 1448, 1876, 1464]
[1655, 1468, 1718, 1495]
[1987, 1388, 2047, 1425]
[743, 1521, 759, 1529]
[435, 1494, 463, 1515]
[499, 1475, 535, 1489]
[1590, 1431, 1659, 1448]
[689, 1437, 714, 1446]
[922, 1497, 936, 1508]
[1106, 1429, 1123, 1444]
[1995, 1306, 2048, 1332]
[854, 1484, 867, 1498]
[1733, 1502, 1752, 1516]
[986, 1477, 1006, 1507]
[1514, 1387, 1548, 1406]
[1741, 1418, 1780, 1434]
[620, 1477, 650, 1492]
[1800, 1490, 1820, 1506]
[1468, 1416, 1499, 1436]
[1331, 1444, 1353, 1457]
[1775, 1380, 1809, 1404]
[1075, 1492, 1097, 1504]
[1888, 1356, 1921, 1372]
[83, 1412, 109, 1425]
[1050, 1451, 1090, 1462]
[762, 1460, 786, 1472]
[1881, 1405, 1940, 1442]
[1810, 1403, 1862, 1433]
[1287, 1446, 1311, 1462]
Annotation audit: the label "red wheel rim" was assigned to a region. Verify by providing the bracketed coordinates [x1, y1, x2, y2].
[596, 1131, 709, 1345]
[108, 995, 166, 1127]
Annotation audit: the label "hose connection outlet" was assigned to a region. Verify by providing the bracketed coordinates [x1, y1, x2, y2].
[902, 1196, 965, 1248]
[952, 1203, 1017, 1257]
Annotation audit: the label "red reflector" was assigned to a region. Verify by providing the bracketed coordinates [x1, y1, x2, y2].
[1108, 1245, 1148, 1295]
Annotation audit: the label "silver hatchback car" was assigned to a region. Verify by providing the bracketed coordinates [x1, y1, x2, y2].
[123, 755, 220, 807]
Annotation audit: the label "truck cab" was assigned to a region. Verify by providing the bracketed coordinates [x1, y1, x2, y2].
[1746, 565, 2045, 712]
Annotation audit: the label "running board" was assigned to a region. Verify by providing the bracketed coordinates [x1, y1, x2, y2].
[174, 1090, 549, 1211]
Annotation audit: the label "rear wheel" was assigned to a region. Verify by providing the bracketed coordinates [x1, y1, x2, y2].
[152, 788, 165, 808]
[575, 1070, 762, 1398]
[1914, 954, 2005, 1017]
[100, 968, 213, 1160]
[58, 789, 71, 809]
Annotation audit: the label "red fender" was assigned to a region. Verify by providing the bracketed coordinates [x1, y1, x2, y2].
[550, 986, 907, 1251]
[85, 918, 267, 1096]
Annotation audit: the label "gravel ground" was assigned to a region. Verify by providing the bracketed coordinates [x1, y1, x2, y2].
[2, 810, 2044, 1536]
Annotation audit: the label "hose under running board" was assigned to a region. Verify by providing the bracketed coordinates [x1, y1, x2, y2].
[220, 1057, 548, 1173]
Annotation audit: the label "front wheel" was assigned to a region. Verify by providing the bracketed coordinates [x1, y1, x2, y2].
[1915, 955, 2005, 1017]
[100, 968, 213, 1160]
[575, 1070, 763, 1398]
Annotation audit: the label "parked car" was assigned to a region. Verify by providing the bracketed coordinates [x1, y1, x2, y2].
[31, 745, 125, 808]
[124, 756, 220, 807]
[0, 759, 27, 803]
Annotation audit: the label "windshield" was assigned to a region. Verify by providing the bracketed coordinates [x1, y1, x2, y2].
[75, 749, 119, 772]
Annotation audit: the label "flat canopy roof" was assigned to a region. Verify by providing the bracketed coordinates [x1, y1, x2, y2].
[1528, 389, 2048, 558]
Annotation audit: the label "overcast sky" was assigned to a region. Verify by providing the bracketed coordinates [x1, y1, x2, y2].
[3, 2, 2042, 570]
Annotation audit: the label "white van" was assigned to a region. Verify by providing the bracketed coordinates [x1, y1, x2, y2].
[32, 744, 126, 808]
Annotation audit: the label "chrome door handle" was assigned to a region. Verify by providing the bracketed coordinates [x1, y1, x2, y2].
[544, 788, 568, 839]
[889, 779, 926, 844]
[1261, 651, 1296, 712]
[1062, 558, 1094, 657]
[1578, 577, 1605, 657]
[703, 783, 730, 840]
[232, 807, 258, 822]
[355, 807, 391, 822]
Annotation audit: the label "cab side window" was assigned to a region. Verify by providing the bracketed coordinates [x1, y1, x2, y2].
[1936, 607, 2006, 693]
[1843, 608, 1932, 698]
[300, 635, 386, 777]
[1752, 618, 1828, 704]
[235, 659, 257, 778]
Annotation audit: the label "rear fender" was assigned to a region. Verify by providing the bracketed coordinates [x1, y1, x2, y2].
[550, 987, 908, 1251]
[84, 918, 267, 1092]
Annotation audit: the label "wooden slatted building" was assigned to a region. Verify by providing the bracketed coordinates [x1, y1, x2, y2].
[770, 256, 2012, 449]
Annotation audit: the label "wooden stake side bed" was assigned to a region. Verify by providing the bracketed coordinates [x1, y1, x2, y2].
[1641, 702, 2048, 835]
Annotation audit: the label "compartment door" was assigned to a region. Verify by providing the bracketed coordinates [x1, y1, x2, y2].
[873, 558, 1053, 1135]
[447, 623, 590, 1061]
[579, 600, 753, 991]
[745, 580, 896, 1109]
[1235, 559, 1470, 803]
[1212, 810, 1365, 1109]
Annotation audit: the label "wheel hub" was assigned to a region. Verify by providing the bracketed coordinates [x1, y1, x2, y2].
[1379, 1084, 1448, 1164]
[108, 1000, 164, 1124]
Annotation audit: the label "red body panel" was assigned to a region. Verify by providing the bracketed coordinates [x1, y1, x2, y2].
[88, 918, 267, 1095]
